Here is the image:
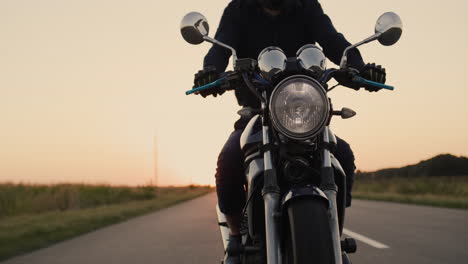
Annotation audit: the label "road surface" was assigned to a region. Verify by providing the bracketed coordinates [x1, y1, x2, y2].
[2, 193, 467, 264]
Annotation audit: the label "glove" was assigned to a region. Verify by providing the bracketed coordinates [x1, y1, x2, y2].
[332, 68, 361, 90]
[193, 65, 224, 97]
[360, 63, 386, 92]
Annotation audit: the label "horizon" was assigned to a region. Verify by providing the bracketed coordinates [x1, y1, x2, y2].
[1, 152, 464, 186]
[1, 0, 468, 186]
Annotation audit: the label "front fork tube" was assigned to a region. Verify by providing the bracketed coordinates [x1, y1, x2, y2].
[321, 127, 343, 264]
[262, 124, 282, 264]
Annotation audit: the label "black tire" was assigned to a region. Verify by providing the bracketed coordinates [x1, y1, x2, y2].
[284, 198, 335, 264]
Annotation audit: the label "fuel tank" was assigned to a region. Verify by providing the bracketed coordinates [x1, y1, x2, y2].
[240, 115, 264, 188]
[240, 115, 262, 152]
[240, 115, 265, 238]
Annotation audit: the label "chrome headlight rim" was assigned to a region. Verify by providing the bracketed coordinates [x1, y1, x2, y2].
[269, 75, 330, 140]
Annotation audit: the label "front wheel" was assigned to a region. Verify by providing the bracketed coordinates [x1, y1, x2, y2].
[283, 198, 335, 264]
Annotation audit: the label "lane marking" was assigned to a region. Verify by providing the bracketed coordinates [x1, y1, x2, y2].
[343, 228, 390, 249]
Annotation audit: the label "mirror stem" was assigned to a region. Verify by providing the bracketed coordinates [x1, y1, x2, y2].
[204, 36, 238, 67]
[339, 33, 381, 68]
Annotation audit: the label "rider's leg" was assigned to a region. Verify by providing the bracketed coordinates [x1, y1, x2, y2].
[215, 129, 246, 264]
[335, 137, 356, 263]
[334, 136, 356, 207]
[215, 129, 246, 235]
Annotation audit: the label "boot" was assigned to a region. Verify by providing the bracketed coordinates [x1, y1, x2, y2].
[223, 234, 242, 264]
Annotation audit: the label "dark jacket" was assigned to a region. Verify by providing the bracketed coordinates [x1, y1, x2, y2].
[204, 0, 365, 107]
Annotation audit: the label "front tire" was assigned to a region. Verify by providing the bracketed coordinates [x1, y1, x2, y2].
[284, 198, 335, 264]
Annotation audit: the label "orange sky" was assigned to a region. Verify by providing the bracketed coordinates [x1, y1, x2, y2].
[1, 0, 468, 186]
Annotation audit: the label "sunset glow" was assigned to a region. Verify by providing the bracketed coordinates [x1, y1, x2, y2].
[1, 0, 468, 186]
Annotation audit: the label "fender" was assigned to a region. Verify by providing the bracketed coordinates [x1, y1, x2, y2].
[281, 185, 329, 210]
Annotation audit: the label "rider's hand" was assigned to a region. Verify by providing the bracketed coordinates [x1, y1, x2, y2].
[360, 63, 386, 92]
[332, 68, 361, 90]
[193, 65, 224, 97]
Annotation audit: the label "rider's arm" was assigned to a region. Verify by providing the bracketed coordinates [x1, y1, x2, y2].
[203, 2, 242, 73]
[304, 0, 365, 70]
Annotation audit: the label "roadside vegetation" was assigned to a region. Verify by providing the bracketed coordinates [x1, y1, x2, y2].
[0, 184, 213, 261]
[354, 154, 468, 209]
[353, 176, 468, 209]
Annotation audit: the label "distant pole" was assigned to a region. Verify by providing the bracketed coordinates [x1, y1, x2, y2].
[153, 135, 159, 194]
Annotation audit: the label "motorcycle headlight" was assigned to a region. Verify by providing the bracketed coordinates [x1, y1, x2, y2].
[269, 76, 329, 140]
[296, 44, 327, 78]
[258, 46, 287, 81]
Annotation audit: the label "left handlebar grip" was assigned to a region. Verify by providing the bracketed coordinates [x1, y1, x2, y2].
[352, 76, 394, 91]
[185, 77, 227, 95]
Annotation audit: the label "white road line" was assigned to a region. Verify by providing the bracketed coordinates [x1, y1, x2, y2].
[343, 228, 390, 249]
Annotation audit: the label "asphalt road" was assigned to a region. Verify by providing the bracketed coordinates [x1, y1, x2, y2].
[2, 193, 467, 264]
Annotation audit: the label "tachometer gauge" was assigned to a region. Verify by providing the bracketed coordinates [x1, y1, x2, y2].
[258, 46, 287, 81]
[296, 44, 327, 78]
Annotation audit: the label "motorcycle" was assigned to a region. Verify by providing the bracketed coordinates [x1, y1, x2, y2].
[180, 11, 403, 264]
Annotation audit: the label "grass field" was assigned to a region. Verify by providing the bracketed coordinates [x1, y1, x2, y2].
[0, 183, 158, 218]
[0, 184, 213, 261]
[353, 176, 468, 209]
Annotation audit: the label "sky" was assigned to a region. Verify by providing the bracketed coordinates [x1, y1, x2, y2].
[1, 0, 468, 186]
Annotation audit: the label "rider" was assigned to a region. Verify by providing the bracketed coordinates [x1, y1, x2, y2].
[193, 0, 386, 263]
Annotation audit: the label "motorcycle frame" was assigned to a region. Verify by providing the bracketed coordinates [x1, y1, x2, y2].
[243, 91, 343, 264]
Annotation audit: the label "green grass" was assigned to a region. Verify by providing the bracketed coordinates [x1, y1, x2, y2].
[0, 184, 213, 261]
[0, 183, 158, 218]
[353, 176, 468, 209]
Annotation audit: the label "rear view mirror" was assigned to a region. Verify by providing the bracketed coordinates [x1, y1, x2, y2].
[375, 12, 403, 46]
[180, 12, 239, 65]
[180, 12, 209, 45]
[340, 12, 403, 68]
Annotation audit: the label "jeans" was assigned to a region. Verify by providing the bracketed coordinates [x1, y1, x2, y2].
[215, 128, 356, 215]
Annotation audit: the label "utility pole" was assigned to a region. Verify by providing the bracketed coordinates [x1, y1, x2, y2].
[153, 135, 159, 194]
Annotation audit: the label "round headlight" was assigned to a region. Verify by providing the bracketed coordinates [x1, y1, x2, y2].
[258, 46, 287, 81]
[269, 76, 329, 140]
[297, 44, 327, 78]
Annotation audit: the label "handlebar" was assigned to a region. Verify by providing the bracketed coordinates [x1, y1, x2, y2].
[185, 68, 394, 96]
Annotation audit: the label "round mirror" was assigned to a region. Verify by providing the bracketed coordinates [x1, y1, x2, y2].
[258, 47, 287, 81]
[180, 12, 209, 45]
[375, 12, 403, 46]
[296, 44, 327, 78]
